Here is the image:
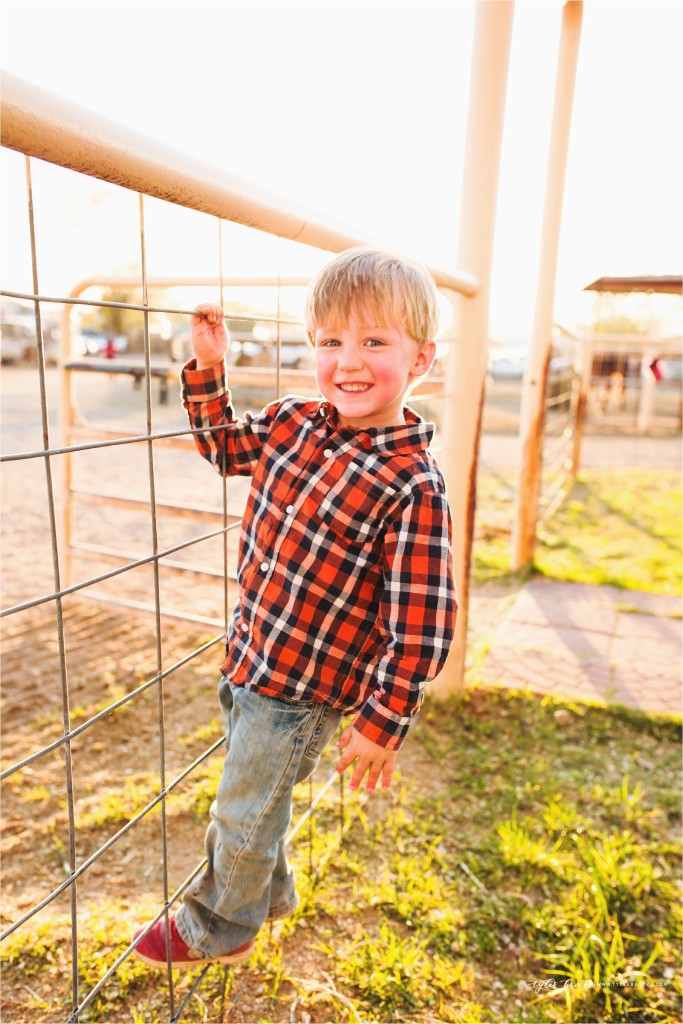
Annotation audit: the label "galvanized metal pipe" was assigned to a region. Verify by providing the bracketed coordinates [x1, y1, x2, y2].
[432, 0, 515, 698]
[0, 71, 478, 297]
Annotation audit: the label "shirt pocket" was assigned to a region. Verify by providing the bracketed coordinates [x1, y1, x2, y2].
[314, 473, 395, 548]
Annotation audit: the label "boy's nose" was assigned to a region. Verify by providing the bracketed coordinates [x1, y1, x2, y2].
[337, 345, 363, 370]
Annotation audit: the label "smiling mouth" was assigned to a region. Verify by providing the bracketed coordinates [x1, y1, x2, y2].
[336, 383, 373, 393]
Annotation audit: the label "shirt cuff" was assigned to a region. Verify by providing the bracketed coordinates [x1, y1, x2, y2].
[352, 692, 421, 751]
[180, 358, 227, 404]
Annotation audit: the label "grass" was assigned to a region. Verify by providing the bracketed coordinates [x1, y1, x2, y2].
[6, 689, 678, 1023]
[266, 691, 679, 1023]
[475, 468, 682, 594]
[0, 898, 236, 1023]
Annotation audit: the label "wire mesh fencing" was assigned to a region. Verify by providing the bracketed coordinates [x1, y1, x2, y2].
[3, 113, 645, 1020]
[475, 327, 580, 553]
[537, 328, 578, 527]
[0, 154, 364, 1023]
[0, 148, 455, 1022]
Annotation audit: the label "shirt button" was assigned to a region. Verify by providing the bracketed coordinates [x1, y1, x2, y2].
[260, 561, 270, 572]
[286, 504, 295, 514]
[323, 448, 334, 457]
[240, 622, 249, 632]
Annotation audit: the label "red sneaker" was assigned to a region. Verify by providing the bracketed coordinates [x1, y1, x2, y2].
[133, 915, 255, 969]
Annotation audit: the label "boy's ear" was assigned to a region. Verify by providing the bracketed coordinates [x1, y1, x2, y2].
[411, 339, 436, 378]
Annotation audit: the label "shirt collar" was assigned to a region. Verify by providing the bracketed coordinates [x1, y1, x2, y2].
[307, 400, 434, 455]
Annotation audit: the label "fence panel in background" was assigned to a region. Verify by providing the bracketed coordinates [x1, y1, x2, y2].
[538, 328, 579, 525]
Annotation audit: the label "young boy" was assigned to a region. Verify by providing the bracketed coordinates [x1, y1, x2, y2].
[134, 247, 458, 968]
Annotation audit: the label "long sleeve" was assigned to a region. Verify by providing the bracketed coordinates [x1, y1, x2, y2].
[352, 488, 458, 750]
[181, 359, 280, 477]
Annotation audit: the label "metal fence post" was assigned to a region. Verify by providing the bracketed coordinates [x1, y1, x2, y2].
[431, 0, 515, 698]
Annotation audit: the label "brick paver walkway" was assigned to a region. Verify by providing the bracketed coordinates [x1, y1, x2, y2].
[483, 579, 682, 716]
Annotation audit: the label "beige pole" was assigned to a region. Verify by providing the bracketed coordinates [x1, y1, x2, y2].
[512, 0, 583, 570]
[431, 0, 515, 698]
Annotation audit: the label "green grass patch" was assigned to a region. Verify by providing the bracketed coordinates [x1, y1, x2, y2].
[3, 691, 680, 1023]
[475, 468, 682, 594]
[75, 773, 161, 829]
[1, 898, 242, 1022]
[535, 470, 681, 594]
[405, 686, 682, 1023]
[278, 686, 680, 1022]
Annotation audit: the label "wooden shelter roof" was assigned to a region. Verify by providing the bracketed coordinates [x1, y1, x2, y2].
[584, 276, 682, 294]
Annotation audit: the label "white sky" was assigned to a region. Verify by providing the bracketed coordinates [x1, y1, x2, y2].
[1, 0, 681, 337]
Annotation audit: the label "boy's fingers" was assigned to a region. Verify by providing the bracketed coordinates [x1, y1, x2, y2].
[349, 758, 371, 791]
[335, 727, 397, 793]
[193, 304, 224, 322]
[334, 745, 355, 775]
[336, 726, 353, 750]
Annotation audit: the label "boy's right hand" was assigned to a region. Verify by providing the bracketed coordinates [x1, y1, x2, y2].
[191, 304, 229, 370]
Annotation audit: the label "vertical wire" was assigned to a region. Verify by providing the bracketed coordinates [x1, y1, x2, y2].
[218, 219, 229, 629]
[138, 193, 175, 1016]
[24, 155, 81, 1018]
[217, 225, 232, 1012]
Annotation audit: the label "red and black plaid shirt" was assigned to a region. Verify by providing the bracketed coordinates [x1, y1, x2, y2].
[181, 360, 458, 750]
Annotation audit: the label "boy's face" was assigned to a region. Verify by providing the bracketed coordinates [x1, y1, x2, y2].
[313, 306, 435, 430]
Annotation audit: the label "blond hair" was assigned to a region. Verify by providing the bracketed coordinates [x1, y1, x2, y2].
[304, 248, 439, 348]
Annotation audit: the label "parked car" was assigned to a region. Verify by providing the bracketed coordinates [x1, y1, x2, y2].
[0, 318, 34, 363]
[488, 345, 527, 380]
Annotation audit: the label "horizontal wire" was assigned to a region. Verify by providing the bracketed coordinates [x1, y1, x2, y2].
[170, 966, 214, 1024]
[286, 768, 340, 845]
[1, 519, 241, 618]
[0, 632, 225, 781]
[78, 591, 228, 629]
[0, 736, 226, 941]
[0, 288, 303, 326]
[2, 419, 247, 463]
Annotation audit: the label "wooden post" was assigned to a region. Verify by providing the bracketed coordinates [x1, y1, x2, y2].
[512, 0, 583, 571]
[431, 0, 515, 698]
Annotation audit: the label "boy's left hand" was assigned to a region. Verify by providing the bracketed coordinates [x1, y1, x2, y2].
[335, 726, 398, 792]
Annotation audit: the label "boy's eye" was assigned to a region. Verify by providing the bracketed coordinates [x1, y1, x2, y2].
[366, 338, 385, 347]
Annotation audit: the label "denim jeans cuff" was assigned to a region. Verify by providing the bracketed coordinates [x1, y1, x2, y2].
[267, 893, 300, 921]
[174, 908, 206, 957]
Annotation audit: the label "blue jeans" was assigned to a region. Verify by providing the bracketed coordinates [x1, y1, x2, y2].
[175, 678, 342, 958]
